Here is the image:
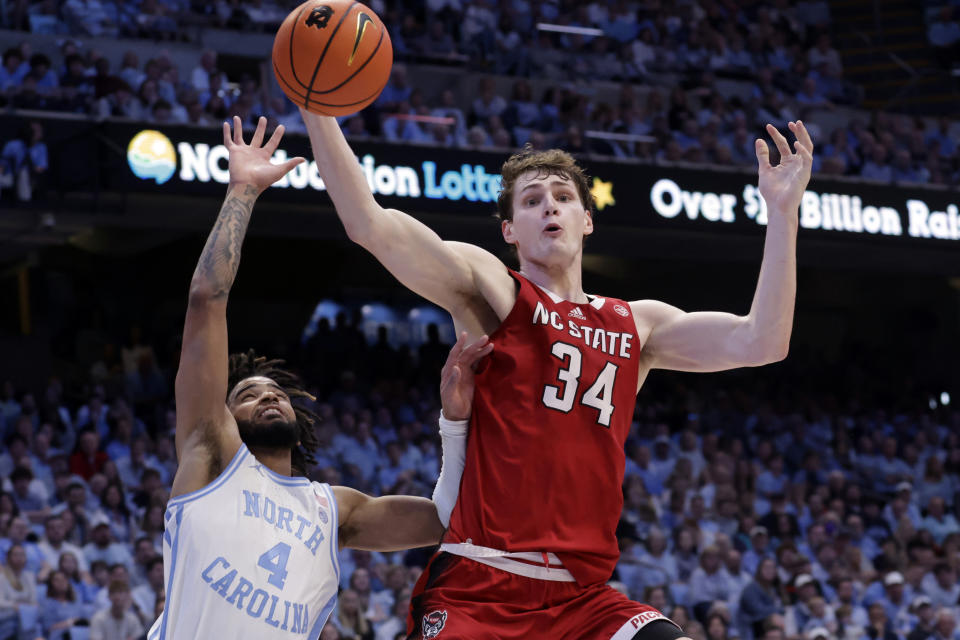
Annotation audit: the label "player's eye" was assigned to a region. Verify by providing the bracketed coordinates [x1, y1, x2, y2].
[557, 193, 570, 202]
[526, 198, 538, 206]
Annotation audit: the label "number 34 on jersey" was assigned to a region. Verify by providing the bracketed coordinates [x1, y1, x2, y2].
[532, 301, 635, 429]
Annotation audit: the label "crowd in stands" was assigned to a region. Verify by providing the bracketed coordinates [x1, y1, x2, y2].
[926, 3, 960, 69]
[0, 311, 958, 640]
[0, 2, 958, 188]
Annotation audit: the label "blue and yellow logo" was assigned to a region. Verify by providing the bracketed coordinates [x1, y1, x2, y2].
[127, 130, 176, 185]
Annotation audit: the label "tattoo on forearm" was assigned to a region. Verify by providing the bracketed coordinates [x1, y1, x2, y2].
[192, 185, 259, 299]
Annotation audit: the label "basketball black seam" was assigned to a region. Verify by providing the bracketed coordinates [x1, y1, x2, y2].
[274, 60, 382, 109]
[304, 0, 358, 110]
[287, 4, 312, 90]
[310, 26, 384, 95]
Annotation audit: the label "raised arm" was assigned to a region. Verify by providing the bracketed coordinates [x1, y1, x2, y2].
[634, 121, 813, 374]
[332, 333, 492, 551]
[171, 117, 303, 498]
[299, 110, 507, 316]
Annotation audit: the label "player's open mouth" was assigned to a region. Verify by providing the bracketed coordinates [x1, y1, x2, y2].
[544, 224, 563, 235]
[258, 407, 283, 419]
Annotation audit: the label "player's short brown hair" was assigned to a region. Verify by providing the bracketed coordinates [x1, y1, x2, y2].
[496, 146, 595, 222]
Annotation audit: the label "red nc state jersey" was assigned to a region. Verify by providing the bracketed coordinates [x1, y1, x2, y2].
[446, 270, 642, 587]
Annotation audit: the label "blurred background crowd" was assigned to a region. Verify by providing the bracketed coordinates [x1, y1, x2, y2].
[0, 1, 959, 640]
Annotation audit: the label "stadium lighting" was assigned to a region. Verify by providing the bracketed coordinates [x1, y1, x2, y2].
[389, 114, 456, 125]
[536, 23, 605, 37]
[929, 398, 938, 410]
[584, 130, 658, 144]
[941, 392, 951, 406]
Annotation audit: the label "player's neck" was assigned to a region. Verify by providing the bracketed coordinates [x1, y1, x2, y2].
[250, 447, 293, 477]
[518, 259, 586, 303]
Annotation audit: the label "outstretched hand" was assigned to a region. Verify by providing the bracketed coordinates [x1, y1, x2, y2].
[755, 121, 814, 218]
[223, 115, 304, 194]
[440, 332, 494, 422]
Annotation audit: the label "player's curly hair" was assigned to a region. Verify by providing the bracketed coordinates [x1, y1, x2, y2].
[227, 349, 320, 477]
[495, 145, 596, 222]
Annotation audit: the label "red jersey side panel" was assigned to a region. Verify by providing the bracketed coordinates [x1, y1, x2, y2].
[446, 270, 641, 586]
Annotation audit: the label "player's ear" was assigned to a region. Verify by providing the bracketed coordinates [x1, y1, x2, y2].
[583, 209, 594, 237]
[501, 219, 516, 245]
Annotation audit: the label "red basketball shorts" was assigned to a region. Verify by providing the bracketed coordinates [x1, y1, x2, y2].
[406, 552, 676, 640]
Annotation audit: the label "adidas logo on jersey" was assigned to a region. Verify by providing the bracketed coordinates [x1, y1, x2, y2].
[568, 307, 586, 320]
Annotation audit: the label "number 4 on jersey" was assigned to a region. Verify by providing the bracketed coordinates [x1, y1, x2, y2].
[542, 342, 618, 427]
[257, 542, 291, 589]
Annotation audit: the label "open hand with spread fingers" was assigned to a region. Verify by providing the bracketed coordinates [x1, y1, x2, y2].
[223, 115, 305, 194]
[756, 121, 814, 218]
[440, 332, 494, 422]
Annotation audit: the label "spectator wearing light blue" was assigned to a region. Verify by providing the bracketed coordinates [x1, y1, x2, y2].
[649, 435, 677, 490]
[0, 48, 28, 92]
[725, 549, 752, 615]
[891, 149, 924, 185]
[883, 484, 923, 531]
[742, 526, 775, 576]
[796, 523, 829, 564]
[634, 527, 678, 589]
[861, 144, 894, 183]
[1, 121, 48, 201]
[624, 445, 664, 496]
[921, 497, 960, 544]
[788, 574, 821, 635]
[0, 517, 46, 574]
[876, 571, 911, 628]
[845, 514, 882, 562]
[689, 545, 736, 615]
[28, 53, 58, 94]
[921, 563, 960, 609]
[925, 117, 957, 158]
[82, 517, 133, 573]
[40, 569, 90, 640]
[9, 466, 47, 524]
[377, 441, 412, 495]
[795, 77, 831, 110]
[835, 577, 870, 629]
[916, 456, 955, 509]
[62, 0, 120, 37]
[375, 65, 412, 111]
[340, 420, 381, 488]
[416, 435, 439, 485]
[757, 455, 789, 499]
[929, 7, 960, 49]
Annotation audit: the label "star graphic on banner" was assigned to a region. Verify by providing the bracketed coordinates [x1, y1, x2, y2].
[591, 177, 615, 211]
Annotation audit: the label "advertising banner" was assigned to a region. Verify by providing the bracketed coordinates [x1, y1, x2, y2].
[7, 115, 960, 250]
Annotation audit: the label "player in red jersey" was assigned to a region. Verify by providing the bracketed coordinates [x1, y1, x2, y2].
[300, 108, 813, 640]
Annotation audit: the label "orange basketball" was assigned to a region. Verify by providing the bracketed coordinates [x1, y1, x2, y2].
[272, 0, 393, 116]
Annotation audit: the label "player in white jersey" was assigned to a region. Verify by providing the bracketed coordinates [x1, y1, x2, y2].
[148, 117, 491, 640]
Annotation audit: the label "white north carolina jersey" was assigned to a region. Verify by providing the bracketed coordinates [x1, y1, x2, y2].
[147, 444, 340, 640]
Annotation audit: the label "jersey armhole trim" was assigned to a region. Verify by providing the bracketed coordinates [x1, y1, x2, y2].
[166, 444, 249, 508]
[489, 270, 530, 343]
[308, 591, 339, 640]
[322, 483, 341, 582]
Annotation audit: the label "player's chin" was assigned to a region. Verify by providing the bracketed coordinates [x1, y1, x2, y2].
[237, 416, 299, 449]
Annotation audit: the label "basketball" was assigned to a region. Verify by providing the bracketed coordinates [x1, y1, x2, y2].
[272, 0, 393, 116]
